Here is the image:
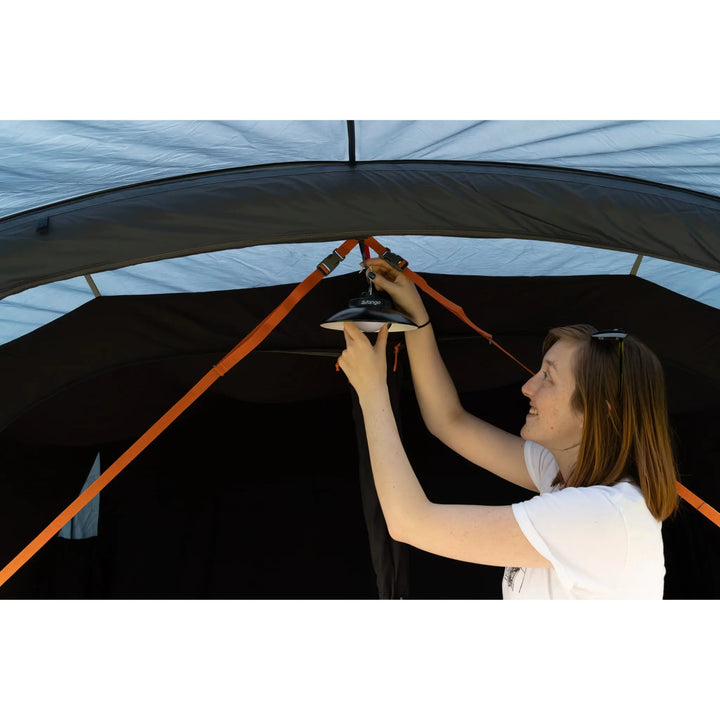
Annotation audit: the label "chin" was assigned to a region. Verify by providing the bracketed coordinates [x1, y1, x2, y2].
[521, 425, 549, 448]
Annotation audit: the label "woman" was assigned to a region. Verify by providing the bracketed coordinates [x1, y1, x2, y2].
[338, 258, 679, 599]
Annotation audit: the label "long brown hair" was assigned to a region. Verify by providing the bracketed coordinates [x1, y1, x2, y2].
[544, 324, 679, 521]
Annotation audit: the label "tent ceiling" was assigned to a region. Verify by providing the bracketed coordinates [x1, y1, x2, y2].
[3, 120, 720, 219]
[1, 120, 718, 348]
[2, 160, 720, 299]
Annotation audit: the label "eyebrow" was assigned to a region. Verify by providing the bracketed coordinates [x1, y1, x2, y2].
[542, 359, 558, 375]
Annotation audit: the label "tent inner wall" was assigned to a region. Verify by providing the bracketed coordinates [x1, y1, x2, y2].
[1, 379, 716, 599]
[0, 394, 379, 599]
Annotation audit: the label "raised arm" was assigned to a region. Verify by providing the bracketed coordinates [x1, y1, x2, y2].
[337, 321, 549, 568]
[364, 258, 535, 492]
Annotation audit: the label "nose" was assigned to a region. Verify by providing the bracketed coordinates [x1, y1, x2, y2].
[521, 372, 540, 398]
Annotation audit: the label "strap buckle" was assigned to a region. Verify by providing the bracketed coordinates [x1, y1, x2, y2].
[317, 249, 346, 276]
[380, 248, 409, 272]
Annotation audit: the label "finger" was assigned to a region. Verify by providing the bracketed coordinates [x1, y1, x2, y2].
[365, 258, 397, 282]
[365, 257, 392, 271]
[344, 321, 368, 347]
[375, 322, 389, 352]
[344, 321, 358, 341]
[366, 269, 397, 294]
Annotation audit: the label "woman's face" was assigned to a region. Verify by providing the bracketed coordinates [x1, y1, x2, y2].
[520, 338, 584, 453]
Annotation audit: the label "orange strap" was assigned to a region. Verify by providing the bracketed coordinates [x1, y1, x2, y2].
[363, 236, 534, 374]
[0, 238, 360, 589]
[676, 482, 720, 528]
[404, 268, 534, 375]
[362, 236, 720, 530]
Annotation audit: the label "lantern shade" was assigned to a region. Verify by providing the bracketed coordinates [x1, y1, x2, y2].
[320, 293, 418, 332]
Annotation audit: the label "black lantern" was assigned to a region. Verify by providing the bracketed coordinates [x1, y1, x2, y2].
[320, 287, 418, 332]
[321, 240, 419, 332]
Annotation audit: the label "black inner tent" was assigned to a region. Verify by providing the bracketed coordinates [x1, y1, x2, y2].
[1, 268, 718, 599]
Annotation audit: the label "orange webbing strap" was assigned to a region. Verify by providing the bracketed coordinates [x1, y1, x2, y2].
[675, 482, 720, 528]
[405, 268, 535, 376]
[363, 236, 720, 530]
[363, 236, 534, 376]
[0, 238, 360, 589]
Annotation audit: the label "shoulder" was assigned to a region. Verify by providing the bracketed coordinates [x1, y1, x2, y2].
[539, 480, 648, 515]
[515, 480, 658, 546]
[522, 443, 659, 529]
[573, 480, 652, 518]
[517, 483, 624, 525]
[588, 481, 660, 532]
[511, 479, 663, 597]
[516, 478, 656, 535]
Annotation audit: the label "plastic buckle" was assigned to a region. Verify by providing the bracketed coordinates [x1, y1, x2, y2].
[317, 249, 346, 276]
[380, 248, 409, 271]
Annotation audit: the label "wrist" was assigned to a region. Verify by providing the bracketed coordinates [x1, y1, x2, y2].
[357, 384, 392, 412]
[411, 307, 430, 325]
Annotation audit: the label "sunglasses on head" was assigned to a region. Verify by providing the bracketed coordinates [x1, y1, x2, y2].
[592, 330, 628, 341]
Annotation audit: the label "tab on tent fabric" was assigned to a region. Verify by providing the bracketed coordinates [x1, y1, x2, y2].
[58, 453, 100, 540]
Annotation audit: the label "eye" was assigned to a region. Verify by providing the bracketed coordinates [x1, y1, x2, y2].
[542, 370, 550, 381]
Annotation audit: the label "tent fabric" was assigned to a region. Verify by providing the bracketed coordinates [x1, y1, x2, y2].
[2, 158, 720, 346]
[3, 120, 720, 219]
[58, 453, 100, 540]
[0, 120, 718, 599]
[2, 235, 720, 348]
[1, 119, 720, 347]
[4, 160, 720, 291]
[0, 120, 351, 218]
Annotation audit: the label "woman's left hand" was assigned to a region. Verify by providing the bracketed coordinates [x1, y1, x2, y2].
[337, 322, 390, 399]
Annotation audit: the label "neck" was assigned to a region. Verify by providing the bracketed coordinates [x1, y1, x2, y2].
[551, 443, 580, 483]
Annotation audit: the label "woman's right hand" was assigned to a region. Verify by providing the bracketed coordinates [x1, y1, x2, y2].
[364, 258, 429, 325]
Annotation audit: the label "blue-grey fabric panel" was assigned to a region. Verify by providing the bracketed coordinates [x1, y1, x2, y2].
[0, 120, 350, 218]
[355, 120, 720, 196]
[85, 235, 720, 311]
[58, 453, 100, 540]
[3, 121, 720, 221]
[636, 257, 720, 308]
[0, 277, 94, 346]
[2, 236, 717, 347]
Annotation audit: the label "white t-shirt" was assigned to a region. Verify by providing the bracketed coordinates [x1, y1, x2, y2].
[502, 441, 665, 599]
